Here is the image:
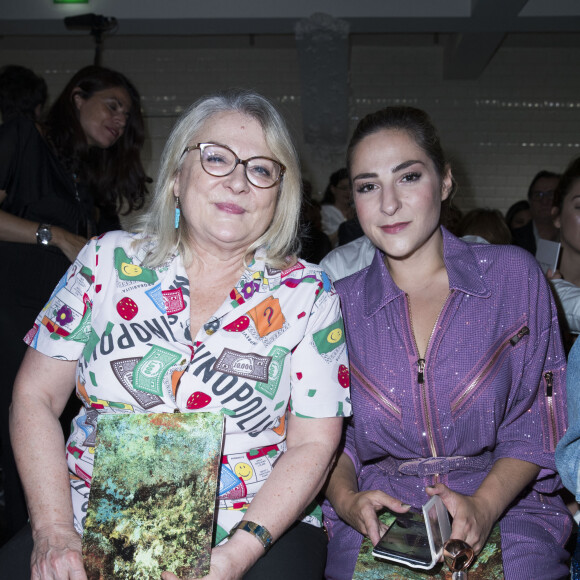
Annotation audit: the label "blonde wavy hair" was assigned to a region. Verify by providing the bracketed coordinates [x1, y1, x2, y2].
[133, 89, 302, 269]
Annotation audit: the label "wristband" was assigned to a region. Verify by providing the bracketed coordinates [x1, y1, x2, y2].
[228, 520, 273, 552]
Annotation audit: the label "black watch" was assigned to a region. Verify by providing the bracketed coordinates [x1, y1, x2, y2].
[36, 223, 52, 246]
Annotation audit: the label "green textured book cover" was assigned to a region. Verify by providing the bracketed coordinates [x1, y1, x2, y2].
[82, 412, 224, 580]
[354, 511, 504, 580]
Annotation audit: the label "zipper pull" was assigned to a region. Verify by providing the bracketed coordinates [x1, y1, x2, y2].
[510, 326, 530, 345]
[544, 371, 553, 397]
[417, 358, 425, 384]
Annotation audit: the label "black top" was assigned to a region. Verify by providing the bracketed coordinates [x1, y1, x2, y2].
[511, 220, 536, 255]
[0, 117, 96, 310]
[0, 116, 95, 237]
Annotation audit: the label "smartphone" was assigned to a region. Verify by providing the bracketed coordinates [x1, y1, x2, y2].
[372, 496, 451, 569]
[372, 512, 433, 567]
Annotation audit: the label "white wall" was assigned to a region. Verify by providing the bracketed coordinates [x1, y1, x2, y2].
[350, 44, 580, 212]
[2, 40, 579, 215]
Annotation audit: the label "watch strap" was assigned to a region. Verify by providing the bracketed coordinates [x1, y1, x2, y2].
[228, 520, 273, 551]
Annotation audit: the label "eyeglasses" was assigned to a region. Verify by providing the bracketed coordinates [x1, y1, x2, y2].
[182, 143, 285, 189]
[530, 190, 555, 203]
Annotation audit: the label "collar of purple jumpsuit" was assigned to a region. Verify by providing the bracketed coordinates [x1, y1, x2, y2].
[361, 226, 492, 318]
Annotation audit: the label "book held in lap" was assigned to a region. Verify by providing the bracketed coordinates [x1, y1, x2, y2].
[82, 411, 224, 580]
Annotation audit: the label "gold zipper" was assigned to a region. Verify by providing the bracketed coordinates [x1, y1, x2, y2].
[351, 363, 401, 417]
[544, 371, 558, 451]
[407, 291, 452, 459]
[451, 326, 530, 412]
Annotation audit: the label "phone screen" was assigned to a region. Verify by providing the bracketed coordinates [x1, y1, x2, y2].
[373, 514, 432, 566]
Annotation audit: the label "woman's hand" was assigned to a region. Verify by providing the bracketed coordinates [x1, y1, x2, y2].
[335, 489, 411, 547]
[30, 523, 87, 580]
[426, 484, 494, 554]
[51, 227, 87, 263]
[426, 459, 540, 556]
[325, 452, 410, 546]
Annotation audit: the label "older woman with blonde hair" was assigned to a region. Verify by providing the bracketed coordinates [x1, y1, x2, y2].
[8, 89, 349, 580]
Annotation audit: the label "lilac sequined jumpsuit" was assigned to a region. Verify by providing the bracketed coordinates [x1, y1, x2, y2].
[323, 228, 572, 580]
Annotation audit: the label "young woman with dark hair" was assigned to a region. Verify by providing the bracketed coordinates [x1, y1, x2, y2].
[0, 65, 149, 539]
[44, 65, 149, 229]
[323, 106, 571, 580]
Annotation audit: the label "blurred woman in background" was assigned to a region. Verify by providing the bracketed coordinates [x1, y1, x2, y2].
[320, 168, 353, 247]
[0, 64, 149, 538]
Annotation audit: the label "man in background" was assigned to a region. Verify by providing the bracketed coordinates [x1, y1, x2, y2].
[512, 170, 560, 255]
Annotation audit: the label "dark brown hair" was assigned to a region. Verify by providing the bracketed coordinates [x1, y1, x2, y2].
[346, 106, 455, 198]
[459, 208, 512, 245]
[321, 167, 349, 205]
[0, 65, 47, 122]
[505, 199, 531, 231]
[44, 65, 149, 215]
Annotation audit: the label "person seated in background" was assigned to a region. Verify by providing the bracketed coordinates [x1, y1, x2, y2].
[0, 65, 47, 123]
[440, 199, 463, 236]
[512, 170, 560, 255]
[337, 215, 365, 246]
[6, 89, 349, 580]
[505, 199, 532, 236]
[458, 207, 512, 245]
[320, 168, 353, 247]
[321, 200, 465, 283]
[0, 64, 150, 541]
[319, 234, 375, 282]
[299, 179, 332, 264]
[548, 157, 580, 345]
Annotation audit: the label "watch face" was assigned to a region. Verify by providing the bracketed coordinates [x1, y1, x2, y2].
[37, 225, 52, 245]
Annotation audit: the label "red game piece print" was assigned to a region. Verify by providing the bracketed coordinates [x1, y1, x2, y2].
[338, 364, 349, 388]
[116, 297, 138, 320]
[187, 391, 212, 409]
[224, 316, 250, 332]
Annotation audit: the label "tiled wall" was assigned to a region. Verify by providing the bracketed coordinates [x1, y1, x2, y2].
[349, 45, 580, 215]
[3, 41, 579, 216]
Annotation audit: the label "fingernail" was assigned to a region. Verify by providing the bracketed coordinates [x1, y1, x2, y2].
[401, 503, 411, 509]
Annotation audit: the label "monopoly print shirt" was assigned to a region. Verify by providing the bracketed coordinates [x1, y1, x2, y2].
[26, 230, 351, 540]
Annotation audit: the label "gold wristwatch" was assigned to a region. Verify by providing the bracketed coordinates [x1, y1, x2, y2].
[228, 520, 273, 552]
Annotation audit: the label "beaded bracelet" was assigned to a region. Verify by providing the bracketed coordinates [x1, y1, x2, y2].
[228, 520, 273, 552]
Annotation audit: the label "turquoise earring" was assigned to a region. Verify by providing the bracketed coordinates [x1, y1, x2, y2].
[174, 197, 181, 229]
